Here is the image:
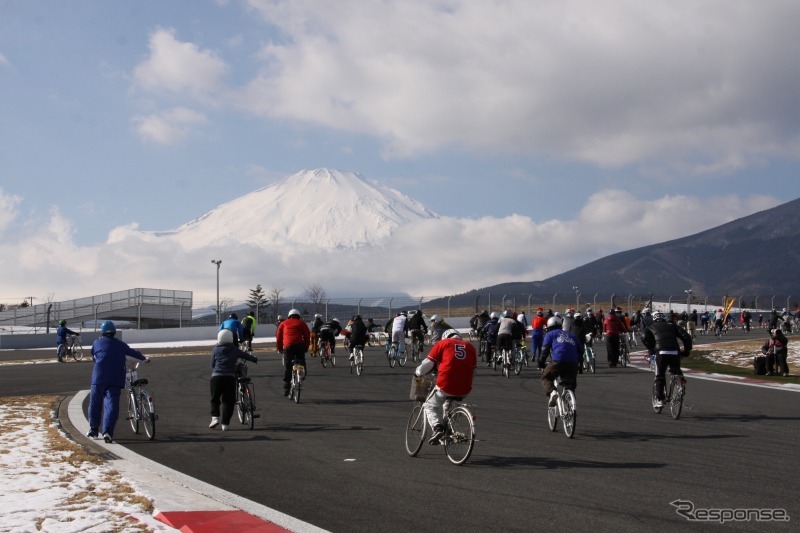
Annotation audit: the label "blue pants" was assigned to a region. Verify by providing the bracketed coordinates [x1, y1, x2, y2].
[88, 384, 122, 437]
[531, 330, 544, 359]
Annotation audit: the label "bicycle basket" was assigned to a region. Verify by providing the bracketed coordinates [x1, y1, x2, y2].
[410, 375, 433, 401]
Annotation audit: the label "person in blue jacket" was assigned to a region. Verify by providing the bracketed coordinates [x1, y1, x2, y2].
[55, 319, 80, 363]
[88, 320, 149, 443]
[219, 312, 244, 345]
[539, 315, 583, 407]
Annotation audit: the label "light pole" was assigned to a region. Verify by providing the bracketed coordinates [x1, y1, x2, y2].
[685, 289, 693, 313]
[211, 260, 222, 324]
[572, 286, 579, 309]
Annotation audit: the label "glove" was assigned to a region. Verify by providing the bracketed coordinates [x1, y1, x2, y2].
[145, 357, 151, 363]
[253, 356, 258, 364]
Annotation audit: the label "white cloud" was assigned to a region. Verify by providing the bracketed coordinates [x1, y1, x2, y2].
[132, 107, 208, 144]
[234, 0, 800, 169]
[132, 27, 228, 101]
[0, 191, 780, 306]
[0, 52, 10, 67]
[0, 189, 22, 233]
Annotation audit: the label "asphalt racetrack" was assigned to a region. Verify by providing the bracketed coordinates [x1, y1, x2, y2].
[1, 332, 797, 532]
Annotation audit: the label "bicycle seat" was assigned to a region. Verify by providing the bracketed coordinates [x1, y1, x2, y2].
[133, 378, 148, 387]
[237, 376, 251, 384]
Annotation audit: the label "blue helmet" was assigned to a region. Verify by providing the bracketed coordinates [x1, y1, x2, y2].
[100, 320, 116, 336]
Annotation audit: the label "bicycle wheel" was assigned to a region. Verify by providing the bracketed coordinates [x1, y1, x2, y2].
[514, 352, 523, 375]
[670, 378, 684, 420]
[330, 351, 336, 367]
[355, 349, 364, 376]
[652, 381, 664, 414]
[444, 407, 475, 465]
[72, 343, 84, 361]
[620, 347, 628, 368]
[321, 348, 328, 367]
[589, 353, 596, 374]
[562, 390, 576, 438]
[140, 391, 155, 440]
[547, 403, 558, 432]
[405, 403, 426, 456]
[368, 334, 375, 347]
[292, 373, 302, 404]
[350, 357, 355, 374]
[237, 385, 246, 423]
[244, 384, 255, 429]
[389, 345, 397, 368]
[491, 350, 497, 371]
[398, 349, 407, 367]
[127, 391, 140, 433]
[411, 342, 419, 362]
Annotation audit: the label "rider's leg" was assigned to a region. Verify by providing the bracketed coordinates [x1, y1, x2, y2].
[423, 388, 447, 443]
[654, 354, 669, 402]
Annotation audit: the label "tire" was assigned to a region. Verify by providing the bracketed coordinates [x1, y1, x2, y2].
[368, 335, 375, 347]
[292, 371, 302, 404]
[357, 362, 364, 375]
[389, 345, 397, 368]
[72, 344, 84, 361]
[620, 348, 628, 368]
[237, 386, 246, 424]
[514, 358, 523, 375]
[652, 381, 664, 414]
[670, 379, 684, 420]
[331, 352, 336, 367]
[244, 385, 255, 429]
[140, 392, 155, 440]
[491, 351, 497, 371]
[321, 351, 328, 368]
[405, 403, 426, 456]
[350, 359, 355, 374]
[398, 349, 407, 367]
[562, 390, 576, 438]
[590, 355, 596, 374]
[548, 404, 558, 432]
[444, 408, 475, 465]
[128, 391, 140, 434]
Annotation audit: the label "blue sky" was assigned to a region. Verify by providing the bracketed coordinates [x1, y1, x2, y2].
[1, 1, 799, 306]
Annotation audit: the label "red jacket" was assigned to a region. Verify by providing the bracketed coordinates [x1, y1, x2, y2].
[276, 317, 311, 352]
[531, 315, 547, 331]
[603, 313, 627, 336]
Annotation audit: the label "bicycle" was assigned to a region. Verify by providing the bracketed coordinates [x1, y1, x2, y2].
[368, 331, 386, 347]
[582, 342, 596, 374]
[350, 345, 365, 375]
[405, 376, 476, 465]
[547, 376, 576, 438]
[409, 335, 424, 362]
[388, 342, 407, 368]
[513, 341, 528, 375]
[499, 346, 513, 378]
[235, 360, 257, 429]
[652, 373, 686, 419]
[125, 361, 156, 440]
[619, 337, 630, 367]
[289, 359, 305, 403]
[468, 328, 479, 341]
[58, 334, 84, 362]
[479, 339, 489, 363]
[318, 339, 336, 368]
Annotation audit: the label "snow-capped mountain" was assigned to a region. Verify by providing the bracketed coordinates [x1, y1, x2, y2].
[158, 168, 439, 250]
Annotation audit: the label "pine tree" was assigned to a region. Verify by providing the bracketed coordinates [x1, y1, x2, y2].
[246, 284, 269, 321]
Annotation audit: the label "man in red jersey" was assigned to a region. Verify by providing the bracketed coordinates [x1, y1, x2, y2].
[414, 329, 477, 445]
[276, 308, 311, 396]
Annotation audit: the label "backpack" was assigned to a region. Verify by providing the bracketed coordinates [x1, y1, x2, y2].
[753, 355, 767, 376]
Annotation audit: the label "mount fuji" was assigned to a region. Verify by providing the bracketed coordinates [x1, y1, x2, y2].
[155, 168, 439, 250]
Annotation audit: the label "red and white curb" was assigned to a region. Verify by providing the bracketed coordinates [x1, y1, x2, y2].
[69, 391, 328, 533]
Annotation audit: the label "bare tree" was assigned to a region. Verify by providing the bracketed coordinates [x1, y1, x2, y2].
[304, 283, 327, 315]
[218, 297, 234, 318]
[269, 284, 285, 322]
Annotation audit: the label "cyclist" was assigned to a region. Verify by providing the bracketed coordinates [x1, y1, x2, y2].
[482, 312, 500, 367]
[310, 313, 324, 357]
[407, 310, 429, 356]
[87, 320, 150, 443]
[241, 311, 257, 351]
[55, 319, 80, 363]
[429, 314, 454, 344]
[563, 309, 589, 373]
[219, 312, 244, 346]
[531, 308, 547, 363]
[209, 328, 258, 431]
[276, 309, 311, 396]
[318, 316, 342, 357]
[390, 311, 409, 356]
[496, 310, 520, 366]
[366, 317, 381, 332]
[539, 316, 582, 407]
[413, 329, 477, 445]
[603, 308, 627, 367]
[713, 308, 725, 336]
[642, 311, 693, 408]
[348, 315, 369, 361]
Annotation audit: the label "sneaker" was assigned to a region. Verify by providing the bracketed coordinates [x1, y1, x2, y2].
[654, 399, 665, 408]
[548, 391, 558, 407]
[221, 424, 228, 431]
[103, 433, 113, 443]
[283, 387, 290, 397]
[428, 425, 445, 446]
[86, 430, 99, 439]
[209, 416, 220, 428]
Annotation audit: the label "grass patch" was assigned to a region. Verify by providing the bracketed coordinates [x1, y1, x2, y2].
[685, 351, 800, 384]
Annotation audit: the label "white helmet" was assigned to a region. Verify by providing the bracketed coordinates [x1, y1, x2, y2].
[490, 312, 498, 319]
[443, 329, 461, 340]
[288, 309, 301, 318]
[431, 314, 442, 323]
[217, 329, 234, 344]
[546, 316, 563, 330]
[314, 313, 322, 318]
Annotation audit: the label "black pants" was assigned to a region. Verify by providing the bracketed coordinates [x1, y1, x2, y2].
[210, 375, 236, 424]
[606, 334, 620, 364]
[283, 344, 307, 387]
[654, 353, 683, 401]
[541, 362, 578, 396]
